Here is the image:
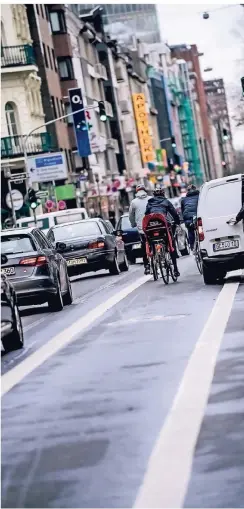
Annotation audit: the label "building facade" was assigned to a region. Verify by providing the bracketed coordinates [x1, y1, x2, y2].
[1, 4, 51, 223]
[204, 78, 235, 175]
[71, 4, 161, 46]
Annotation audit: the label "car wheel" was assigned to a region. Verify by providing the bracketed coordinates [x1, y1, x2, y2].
[109, 254, 120, 275]
[120, 253, 129, 272]
[128, 256, 136, 264]
[202, 265, 217, 285]
[63, 275, 73, 306]
[2, 302, 24, 353]
[48, 278, 64, 312]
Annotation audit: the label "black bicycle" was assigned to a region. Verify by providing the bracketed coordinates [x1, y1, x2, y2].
[193, 217, 203, 274]
[144, 216, 178, 284]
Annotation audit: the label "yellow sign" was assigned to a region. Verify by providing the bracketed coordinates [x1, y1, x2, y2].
[132, 93, 154, 164]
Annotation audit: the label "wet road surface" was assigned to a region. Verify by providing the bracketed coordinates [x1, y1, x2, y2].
[1, 257, 244, 508]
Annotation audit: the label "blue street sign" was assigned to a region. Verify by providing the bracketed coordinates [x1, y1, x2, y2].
[79, 175, 87, 181]
[69, 88, 91, 158]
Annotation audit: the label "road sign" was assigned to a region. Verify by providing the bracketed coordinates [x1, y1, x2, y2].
[69, 88, 91, 158]
[27, 152, 68, 183]
[58, 200, 66, 210]
[6, 190, 24, 211]
[45, 199, 54, 210]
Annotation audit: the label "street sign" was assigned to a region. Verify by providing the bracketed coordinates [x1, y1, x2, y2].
[45, 199, 54, 210]
[69, 88, 91, 158]
[79, 175, 87, 181]
[58, 200, 66, 210]
[6, 190, 24, 211]
[27, 152, 68, 183]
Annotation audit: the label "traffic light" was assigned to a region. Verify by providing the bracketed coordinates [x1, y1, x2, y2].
[27, 188, 39, 210]
[241, 77, 244, 97]
[98, 101, 107, 122]
[171, 136, 176, 148]
[222, 128, 229, 140]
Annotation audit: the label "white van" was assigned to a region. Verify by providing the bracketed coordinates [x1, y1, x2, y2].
[197, 173, 244, 284]
[16, 208, 89, 235]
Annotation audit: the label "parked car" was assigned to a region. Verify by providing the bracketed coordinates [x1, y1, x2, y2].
[1, 228, 73, 311]
[47, 218, 129, 276]
[1, 261, 24, 353]
[116, 214, 142, 264]
[197, 173, 244, 284]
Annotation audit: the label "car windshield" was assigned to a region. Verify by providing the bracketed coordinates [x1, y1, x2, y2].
[1, 235, 36, 255]
[51, 222, 101, 241]
[121, 216, 132, 230]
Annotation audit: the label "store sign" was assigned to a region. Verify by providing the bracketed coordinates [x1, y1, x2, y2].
[27, 152, 68, 183]
[132, 93, 154, 164]
[69, 87, 91, 158]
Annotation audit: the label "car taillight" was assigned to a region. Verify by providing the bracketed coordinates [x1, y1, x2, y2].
[19, 256, 47, 266]
[153, 232, 160, 237]
[197, 218, 204, 241]
[88, 241, 105, 249]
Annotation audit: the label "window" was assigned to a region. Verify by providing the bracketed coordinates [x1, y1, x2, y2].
[52, 48, 57, 71]
[50, 11, 67, 33]
[40, 5, 45, 18]
[32, 230, 49, 249]
[43, 43, 49, 68]
[5, 102, 19, 136]
[36, 4, 40, 15]
[45, 5, 50, 21]
[52, 222, 101, 240]
[58, 57, 74, 80]
[51, 96, 57, 118]
[56, 98, 62, 119]
[1, 234, 36, 255]
[47, 46, 53, 70]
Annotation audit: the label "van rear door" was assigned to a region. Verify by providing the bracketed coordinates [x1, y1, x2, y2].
[203, 177, 243, 257]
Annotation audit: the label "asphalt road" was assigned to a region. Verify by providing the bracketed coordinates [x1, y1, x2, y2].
[1, 257, 244, 508]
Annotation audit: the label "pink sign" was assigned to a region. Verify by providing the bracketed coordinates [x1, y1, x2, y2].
[46, 199, 54, 210]
[58, 200, 66, 210]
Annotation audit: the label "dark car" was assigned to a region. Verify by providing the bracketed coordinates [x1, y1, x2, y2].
[116, 214, 142, 264]
[1, 228, 73, 312]
[47, 218, 129, 276]
[1, 262, 24, 353]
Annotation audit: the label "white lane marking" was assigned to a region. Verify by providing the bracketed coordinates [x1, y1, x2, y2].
[134, 280, 239, 509]
[1, 275, 151, 397]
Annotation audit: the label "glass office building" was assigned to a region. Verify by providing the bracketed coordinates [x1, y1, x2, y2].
[73, 4, 161, 46]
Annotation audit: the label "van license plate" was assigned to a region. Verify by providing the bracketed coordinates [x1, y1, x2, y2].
[213, 240, 239, 252]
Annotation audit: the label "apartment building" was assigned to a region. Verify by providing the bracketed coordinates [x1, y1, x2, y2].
[1, 4, 51, 219]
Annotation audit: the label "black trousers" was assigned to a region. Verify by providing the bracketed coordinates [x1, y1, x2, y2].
[139, 233, 149, 267]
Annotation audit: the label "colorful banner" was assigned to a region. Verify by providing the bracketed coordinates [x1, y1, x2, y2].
[69, 88, 91, 158]
[132, 93, 154, 164]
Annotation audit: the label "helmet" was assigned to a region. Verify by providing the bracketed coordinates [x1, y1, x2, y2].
[153, 184, 165, 197]
[136, 184, 146, 193]
[187, 184, 197, 192]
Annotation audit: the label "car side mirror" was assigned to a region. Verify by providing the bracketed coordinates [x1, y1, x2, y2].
[56, 242, 66, 252]
[1, 254, 8, 265]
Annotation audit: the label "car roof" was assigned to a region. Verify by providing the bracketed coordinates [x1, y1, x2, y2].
[202, 173, 243, 189]
[50, 218, 102, 229]
[1, 227, 37, 236]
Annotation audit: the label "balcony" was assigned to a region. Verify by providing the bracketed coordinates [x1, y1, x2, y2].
[1, 133, 53, 159]
[1, 45, 36, 70]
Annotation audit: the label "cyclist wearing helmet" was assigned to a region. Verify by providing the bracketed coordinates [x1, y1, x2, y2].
[181, 184, 200, 251]
[129, 184, 150, 274]
[145, 184, 181, 277]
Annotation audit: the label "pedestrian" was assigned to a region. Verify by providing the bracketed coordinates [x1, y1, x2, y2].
[108, 210, 116, 228]
[181, 184, 200, 251]
[129, 185, 150, 274]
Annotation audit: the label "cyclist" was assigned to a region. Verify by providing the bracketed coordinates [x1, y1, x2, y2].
[145, 184, 181, 277]
[129, 184, 150, 274]
[181, 184, 200, 251]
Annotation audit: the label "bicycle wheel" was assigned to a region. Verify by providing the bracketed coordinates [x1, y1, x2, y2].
[168, 253, 178, 282]
[195, 248, 203, 274]
[159, 249, 169, 284]
[151, 255, 159, 281]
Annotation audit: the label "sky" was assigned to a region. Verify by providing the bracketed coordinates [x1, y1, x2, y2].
[157, 3, 244, 149]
